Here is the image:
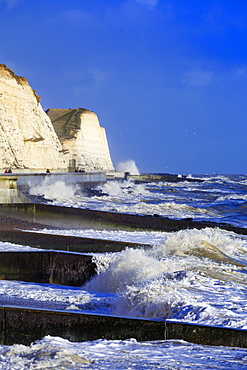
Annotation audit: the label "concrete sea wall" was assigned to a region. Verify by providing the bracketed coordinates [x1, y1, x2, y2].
[0, 306, 246, 347]
[0, 245, 246, 348]
[0, 251, 96, 286]
[0, 198, 247, 347]
[0, 172, 107, 203]
[0, 250, 246, 347]
[0, 202, 246, 235]
[0, 229, 150, 253]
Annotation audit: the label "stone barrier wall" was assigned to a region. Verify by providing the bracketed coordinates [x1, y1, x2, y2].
[0, 306, 246, 347]
[0, 202, 247, 348]
[0, 229, 149, 253]
[0, 251, 96, 286]
[0, 202, 246, 235]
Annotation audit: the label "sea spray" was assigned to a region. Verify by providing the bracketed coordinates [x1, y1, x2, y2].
[116, 159, 140, 175]
[98, 180, 131, 197]
[0, 228, 247, 326]
[2, 175, 247, 367]
[152, 228, 246, 261]
[25, 174, 247, 227]
[29, 177, 79, 201]
[83, 227, 247, 325]
[98, 180, 149, 198]
[85, 248, 165, 294]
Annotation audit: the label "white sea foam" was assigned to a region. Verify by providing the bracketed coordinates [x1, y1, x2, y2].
[0, 241, 42, 251]
[1, 174, 247, 368]
[29, 177, 79, 201]
[25, 175, 228, 224]
[0, 336, 90, 369]
[30, 228, 167, 245]
[95, 200, 217, 219]
[0, 280, 92, 306]
[82, 228, 247, 327]
[2, 227, 247, 328]
[217, 193, 247, 201]
[1, 176, 247, 367]
[0, 335, 246, 370]
[85, 248, 165, 293]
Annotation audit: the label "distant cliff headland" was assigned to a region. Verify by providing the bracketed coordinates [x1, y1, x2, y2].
[0, 64, 114, 172]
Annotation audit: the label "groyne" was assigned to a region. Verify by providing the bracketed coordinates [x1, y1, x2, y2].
[126, 173, 204, 183]
[0, 196, 247, 348]
[0, 306, 246, 347]
[0, 251, 96, 286]
[0, 229, 150, 253]
[0, 239, 247, 347]
[0, 202, 246, 235]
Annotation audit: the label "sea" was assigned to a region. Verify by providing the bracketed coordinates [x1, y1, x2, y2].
[1, 173, 247, 368]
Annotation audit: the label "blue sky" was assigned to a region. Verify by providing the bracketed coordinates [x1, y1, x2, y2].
[1, 0, 247, 174]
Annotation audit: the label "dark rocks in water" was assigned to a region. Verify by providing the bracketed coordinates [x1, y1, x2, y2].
[83, 188, 109, 197]
[128, 173, 203, 183]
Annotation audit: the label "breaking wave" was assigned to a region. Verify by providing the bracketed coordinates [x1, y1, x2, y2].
[29, 177, 79, 202]
[84, 228, 247, 327]
[116, 159, 140, 175]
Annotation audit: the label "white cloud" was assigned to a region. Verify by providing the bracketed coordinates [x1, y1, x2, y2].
[135, 0, 159, 9]
[182, 68, 214, 87]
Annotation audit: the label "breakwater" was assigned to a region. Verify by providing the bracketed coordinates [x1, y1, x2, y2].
[126, 173, 204, 183]
[0, 202, 246, 235]
[0, 251, 96, 286]
[0, 229, 150, 253]
[0, 250, 246, 348]
[0, 305, 246, 347]
[0, 201, 247, 348]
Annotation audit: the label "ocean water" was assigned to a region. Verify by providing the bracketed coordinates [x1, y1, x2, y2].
[1, 174, 247, 368]
[29, 173, 247, 227]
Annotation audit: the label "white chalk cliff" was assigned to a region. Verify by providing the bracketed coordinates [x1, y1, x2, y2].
[46, 108, 114, 171]
[0, 64, 114, 172]
[0, 64, 66, 170]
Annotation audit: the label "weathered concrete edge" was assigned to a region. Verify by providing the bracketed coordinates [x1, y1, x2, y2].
[0, 229, 150, 253]
[0, 306, 246, 347]
[0, 203, 246, 235]
[0, 251, 96, 286]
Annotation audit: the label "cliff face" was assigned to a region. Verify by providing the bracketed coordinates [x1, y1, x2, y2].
[46, 108, 115, 171]
[0, 64, 66, 170]
[0, 65, 115, 172]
